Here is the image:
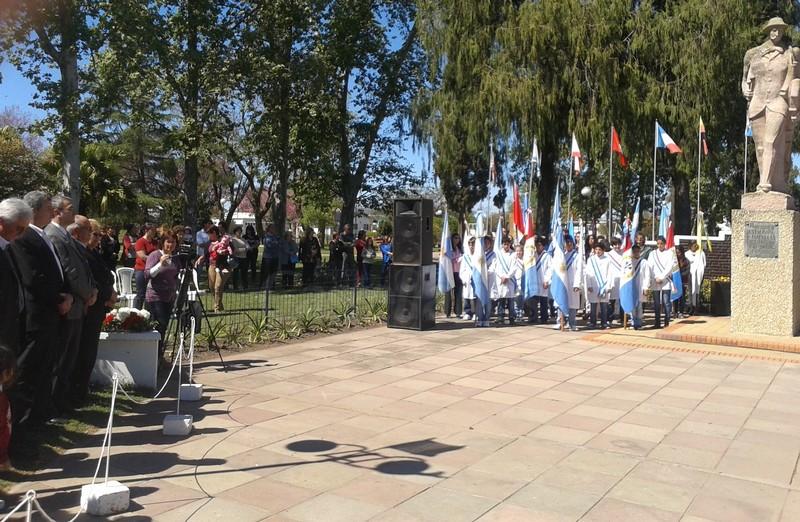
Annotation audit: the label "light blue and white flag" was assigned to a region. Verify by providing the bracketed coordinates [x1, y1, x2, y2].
[629, 198, 641, 245]
[619, 249, 641, 313]
[493, 219, 510, 273]
[472, 214, 491, 307]
[657, 202, 671, 238]
[549, 184, 570, 314]
[745, 121, 753, 138]
[437, 211, 455, 294]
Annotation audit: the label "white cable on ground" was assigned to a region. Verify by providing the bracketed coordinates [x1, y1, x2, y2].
[0, 490, 35, 522]
[1, 375, 124, 522]
[116, 331, 188, 405]
[188, 317, 196, 382]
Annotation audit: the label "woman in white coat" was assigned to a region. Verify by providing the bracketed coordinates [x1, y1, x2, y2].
[459, 237, 476, 321]
[493, 237, 521, 325]
[585, 242, 612, 329]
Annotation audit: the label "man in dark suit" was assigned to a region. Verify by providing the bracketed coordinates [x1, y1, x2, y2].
[73, 218, 116, 405]
[45, 197, 97, 416]
[0, 199, 31, 354]
[9, 191, 73, 430]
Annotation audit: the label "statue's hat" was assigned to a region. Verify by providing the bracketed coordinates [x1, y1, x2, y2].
[763, 17, 788, 31]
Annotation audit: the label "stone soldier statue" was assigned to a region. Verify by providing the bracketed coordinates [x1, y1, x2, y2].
[742, 17, 800, 195]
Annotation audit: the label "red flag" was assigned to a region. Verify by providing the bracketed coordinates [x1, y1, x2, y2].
[512, 183, 524, 240]
[665, 218, 675, 249]
[611, 127, 628, 168]
[699, 118, 709, 156]
[525, 211, 536, 240]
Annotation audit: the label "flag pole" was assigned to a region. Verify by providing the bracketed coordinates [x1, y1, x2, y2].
[744, 122, 749, 193]
[608, 125, 613, 238]
[652, 121, 658, 240]
[696, 122, 702, 215]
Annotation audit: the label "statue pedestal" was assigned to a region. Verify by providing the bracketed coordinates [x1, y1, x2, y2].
[732, 193, 800, 336]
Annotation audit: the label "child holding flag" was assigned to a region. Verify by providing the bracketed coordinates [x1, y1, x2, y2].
[586, 242, 612, 329]
[493, 237, 520, 325]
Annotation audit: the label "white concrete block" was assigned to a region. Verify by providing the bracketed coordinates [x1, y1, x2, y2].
[163, 414, 193, 435]
[80, 481, 130, 516]
[179, 383, 203, 401]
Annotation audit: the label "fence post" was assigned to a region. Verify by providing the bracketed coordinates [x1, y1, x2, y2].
[263, 282, 270, 321]
[352, 278, 358, 315]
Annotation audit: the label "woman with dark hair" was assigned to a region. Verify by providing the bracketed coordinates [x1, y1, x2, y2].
[444, 232, 464, 318]
[145, 228, 182, 360]
[121, 224, 139, 268]
[100, 226, 120, 270]
[299, 228, 322, 286]
[244, 224, 260, 287]
[329, 232, 343, 283]
[676, 245, 692, 318]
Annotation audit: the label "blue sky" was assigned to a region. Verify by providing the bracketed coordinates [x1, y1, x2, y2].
[0, 59, 432, 178]
[0, 61, 45, 120]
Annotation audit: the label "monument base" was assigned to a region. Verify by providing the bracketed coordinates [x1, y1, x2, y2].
[732, 198, 800, 336]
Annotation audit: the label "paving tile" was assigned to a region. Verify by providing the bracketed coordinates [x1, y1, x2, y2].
[284, 493, 386, 522]
[156, 497, 271, 522]
[506, 482, 600, 520]
[581, 497, 680, 522]
[331, 474, 426, 507]
[395, 486, 498, 522]
[218, 477, 317, 513]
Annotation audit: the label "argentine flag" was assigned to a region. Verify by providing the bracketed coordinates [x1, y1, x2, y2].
[472, 215, 491, 309]
[620, 199, 642, 313]
[658, 203, 671, 238]
[494, 219, 510, 273]
[670, 248, 683, 302]
[437, 211, 455, 294]
[523, 239, 539, 299]
[549, 184, 570, 314]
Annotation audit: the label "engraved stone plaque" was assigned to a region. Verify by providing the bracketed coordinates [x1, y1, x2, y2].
[744, 221, 779, 258]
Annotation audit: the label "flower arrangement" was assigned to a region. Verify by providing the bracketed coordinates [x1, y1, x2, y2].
[102, 307, 156, 333]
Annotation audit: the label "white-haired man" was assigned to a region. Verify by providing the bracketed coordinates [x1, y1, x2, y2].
[0, 198, 32, 352]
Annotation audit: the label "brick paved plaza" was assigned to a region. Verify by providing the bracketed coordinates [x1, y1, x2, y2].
[14, 322, 800, 521]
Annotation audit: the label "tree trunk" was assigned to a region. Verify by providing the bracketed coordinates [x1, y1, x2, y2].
[184, 154, 199, 230]
[536, 145, 557, 237]
[60, 50, 80, 208]
[339, 188, 358, 232]
[182, 0, 200, 231]
[672, 171, 691, 235]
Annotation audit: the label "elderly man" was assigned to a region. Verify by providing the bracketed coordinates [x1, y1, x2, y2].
[45, 197, 97, 416]
[73, 219, 116, 405]
[0, 198, 32, 353]
[9, 191, 73, 430]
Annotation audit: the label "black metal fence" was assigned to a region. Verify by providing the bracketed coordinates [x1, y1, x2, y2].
[193, 261, 389, 348]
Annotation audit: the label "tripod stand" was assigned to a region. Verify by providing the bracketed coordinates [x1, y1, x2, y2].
[164, 266, 226, 371]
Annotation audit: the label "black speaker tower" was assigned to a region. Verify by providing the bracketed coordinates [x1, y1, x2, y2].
[388, 198, 436, 331]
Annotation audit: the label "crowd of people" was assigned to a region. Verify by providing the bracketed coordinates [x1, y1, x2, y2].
[0, 192, 121, 464]
[442, 229, 705, 331]
[0, 189, 396, 465]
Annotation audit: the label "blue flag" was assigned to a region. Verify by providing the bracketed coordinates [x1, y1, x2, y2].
[437, 211, 455, 294]
[619, 249, 640, 313]
[549, 184, 570, 314]
[670, 248, 683, 302]
[472, 215, 491, 307]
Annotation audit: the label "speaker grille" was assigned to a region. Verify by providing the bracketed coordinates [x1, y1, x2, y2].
[388, 295, 435, 330]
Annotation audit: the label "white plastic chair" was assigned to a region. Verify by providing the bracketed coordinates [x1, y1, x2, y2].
[116, 267, 137, 306]
[189, 268, 206, 301]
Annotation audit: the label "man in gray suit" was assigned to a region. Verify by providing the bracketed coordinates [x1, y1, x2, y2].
[45, 196, 97, 415]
